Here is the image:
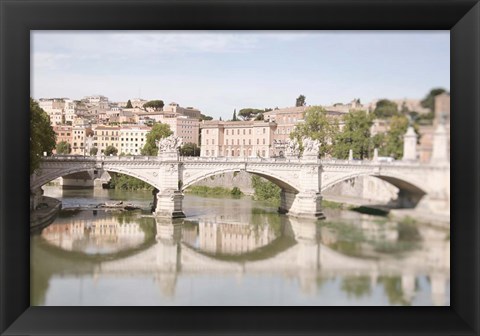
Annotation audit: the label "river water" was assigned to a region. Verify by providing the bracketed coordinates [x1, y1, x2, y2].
[31, 186, 450, 306]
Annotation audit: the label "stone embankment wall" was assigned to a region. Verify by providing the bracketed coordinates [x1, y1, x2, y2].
[191, 171, 398, 203]
[322, 176, 398, 203]
[30, 196, 62, 231]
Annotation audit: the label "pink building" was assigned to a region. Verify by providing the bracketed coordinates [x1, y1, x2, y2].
[200, 120, 277, 158]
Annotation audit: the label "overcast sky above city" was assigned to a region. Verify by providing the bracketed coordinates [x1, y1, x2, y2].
[31, 31, 449, 119]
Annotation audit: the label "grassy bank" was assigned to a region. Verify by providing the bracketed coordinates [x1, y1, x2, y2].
[321, 199, 348, 209]
[185, 185, 243, 198]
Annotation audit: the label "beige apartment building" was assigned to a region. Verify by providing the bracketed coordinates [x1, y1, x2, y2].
[200, 120, 276, 158]
[92, 125, 120, 154]
[158, 115, 199, 145]
[263, 106, 308, 143]
[119, 125, 150, 155]
[64, 99, 77, 124]
[136, 113, 200, 145]
[71, 126, 93, 155]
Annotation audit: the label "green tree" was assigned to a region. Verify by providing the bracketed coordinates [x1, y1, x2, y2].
[126, 99, 133, 108]
[232, 109, 238, 121]
[334, 110, 373, 160]
[30, 98, 56, 174]
[89, 147, 98, 156]
[238, 108, 264, 120]
[55, 141, 71, 155]
[378, 276, 410, 306]
[417, 111, 434, 125]
[341, 276, 372, 298]
[420, 88, 447, 114]
[200, 113, 213, 121]
[380, 115, 412, 159]
[290, 106, 339, 158]
[373, 99, 399, 119]
[179, 142, 200, 156]
[255, 113, 264, 121]
[296, 94, 306, 107]
[141, 123, 173, 155]
[370, 133, 386, 157]
[400, 101, 409, 114]
[104, 145, 118, 156]
[143, 100, 164, 111]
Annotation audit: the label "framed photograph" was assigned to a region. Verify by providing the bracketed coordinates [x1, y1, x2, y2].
[1, 0, 479, 335]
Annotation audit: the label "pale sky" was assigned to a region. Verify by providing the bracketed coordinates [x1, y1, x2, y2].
[31, 31, 450, 119]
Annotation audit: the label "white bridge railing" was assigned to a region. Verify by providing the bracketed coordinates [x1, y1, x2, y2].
[41, 155, 427, 167]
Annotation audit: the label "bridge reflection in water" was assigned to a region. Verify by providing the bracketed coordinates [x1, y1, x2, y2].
[31, 206, 449, 306]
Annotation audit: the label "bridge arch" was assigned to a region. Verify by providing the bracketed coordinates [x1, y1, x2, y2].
[31, 165, 160, 191]
[321, 171, 428, 207]
[181, 167, 301, 193]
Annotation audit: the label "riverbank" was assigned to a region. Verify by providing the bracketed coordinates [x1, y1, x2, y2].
[185, 185, 243, 198]
[30, 196, 62, 231]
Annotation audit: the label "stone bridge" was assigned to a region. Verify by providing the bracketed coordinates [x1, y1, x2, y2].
[31, 153, 449, 218]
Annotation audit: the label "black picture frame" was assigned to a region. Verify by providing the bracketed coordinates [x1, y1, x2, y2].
[1, 0, 479, 335]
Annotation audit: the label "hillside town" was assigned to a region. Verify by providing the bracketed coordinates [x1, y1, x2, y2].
[35, 92, 450, 163]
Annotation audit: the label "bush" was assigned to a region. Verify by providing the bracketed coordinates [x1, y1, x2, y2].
[251, 176, 281, 204]
[230, 187, 243, 197]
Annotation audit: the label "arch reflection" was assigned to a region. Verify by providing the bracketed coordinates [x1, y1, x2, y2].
[31, 207, 450, 306]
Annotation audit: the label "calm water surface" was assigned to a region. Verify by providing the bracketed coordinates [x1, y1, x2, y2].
[31, 186, 450, 306]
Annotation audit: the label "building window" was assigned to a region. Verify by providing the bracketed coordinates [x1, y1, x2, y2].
[263, 128, 266, 134]
[206, 139, 209, 145]
[206, 150, 209, 156]
[243, 139, 245, 145]
[243, 129, 245, 135]
[257, 139, 259, 145]
[226, 130, 229, 135]
[263, 138, 266, 144]
[237, 129, 240, 135]
[249, 139, 251, 145]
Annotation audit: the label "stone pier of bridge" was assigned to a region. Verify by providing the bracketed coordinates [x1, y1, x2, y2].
[153, 151, 186, 218]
